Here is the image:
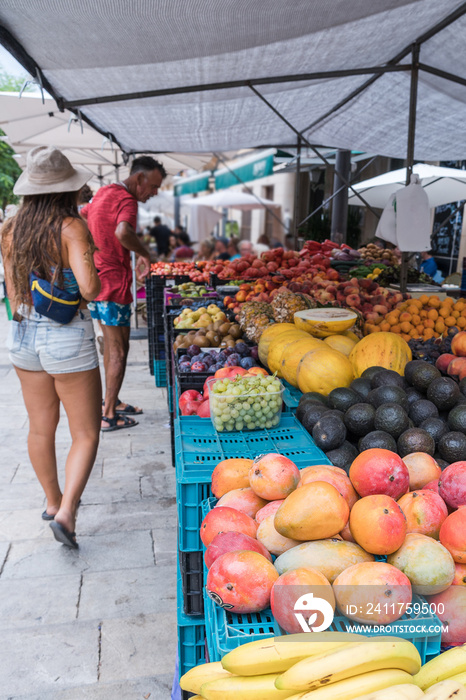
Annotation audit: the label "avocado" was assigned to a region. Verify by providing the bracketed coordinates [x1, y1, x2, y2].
[448, 404, 466, 434]
[404, 359, 432, 386]
[405, 387, 425, 407]
[438, 431, 466, 463]
[300, 403, 329, 433]
[296, 397, 326, 423]
[367, 386, 408, 411]
[459, 377, 466, 397]
[397, 428, 435, 457]
[344, 403, 376, 437]
[328, 387, 361, 412]
[408, 399, 439, 426]
[419, 417, 449, 445]
[312, 414, 347, 451]
[322, 409, 346, 421]
[302, 392, 329, 406]
[427, 377, 461, 411]
[374, 403, 410, 439]
[371, 369, 407, 390]
[433, 455, 450, 470]
[410, 363, 441, 393]
[325, 441, 359, 472]
[358, 430, 397, 452]
[361, 366, 388, 382]
[350, 377, 372, 400]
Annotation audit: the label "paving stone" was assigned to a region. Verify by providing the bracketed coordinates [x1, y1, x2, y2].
[102, 453, 169, 479]
[78, 564, 176, 620]
[9, 676, 173, 700]
[0, 541, 10, 572]
[99, 612, 177, 683]
[79, 474, 143, 505]
[0, 508, 51, 542]
[0, 621, 99, 696]
[0, 480, 45, 511]
[77, 501, 176, 536]
[0, 573, 82, 628]
[1, 529, 156, 579]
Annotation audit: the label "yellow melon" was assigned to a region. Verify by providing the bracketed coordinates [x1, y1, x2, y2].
[267, 330, 309, 376]
[297, 347, 354, 395]
[324, 334, 358, 357]
[294, 308, 358, 338]
[258, 323, 297, 366]
[349, 331, 412, 377]
[280, 336, 325, 387]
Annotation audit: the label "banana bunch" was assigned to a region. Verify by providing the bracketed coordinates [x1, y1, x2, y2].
[413, 646, 466, 690]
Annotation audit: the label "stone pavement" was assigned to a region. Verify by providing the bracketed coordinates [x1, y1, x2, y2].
[0, 303, 177, 699]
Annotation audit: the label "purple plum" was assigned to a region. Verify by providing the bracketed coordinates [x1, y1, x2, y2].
[179, 361, 191, 372]
[234, 342, 250, 356]
[187, 344, 201, 357]
[191, 361, 207, 372]
[179, 354, 190, 364]
[225, 353, 241, 367]
[217, 351, 228, 363]
[240, 357, 256, 370]
[250, 346, 259, 360]
[203, 355, 214, 368]
[223, 347, 235, 357]
[197, 353, 210, 362]
[209, 363, 223, 372]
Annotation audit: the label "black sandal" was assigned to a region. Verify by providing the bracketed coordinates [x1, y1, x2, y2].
[50, 521, 78, 549]
[101, 414, 138, 432]
[102, 398, 143, 415]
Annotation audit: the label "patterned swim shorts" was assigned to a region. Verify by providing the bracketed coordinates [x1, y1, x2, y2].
[88, 301, 132, 327]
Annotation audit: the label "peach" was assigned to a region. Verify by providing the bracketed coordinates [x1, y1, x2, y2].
[436, 353, 456, 374]
[206, 550, 279, 613]
[440, 507, 466, 562]
[402, 453, 442, 491]
[453, 562, 466, 586]
[215, 487, 267, 519]
[271, 568, 335, 634]
[439, 461, 466, 508]
[373, 305, 389, 315]
[211, 458, 253, 498]
[256, 514, 300, 556]
[200, 506, 257, 547]
[255, 499, 284, 524]
[346, 294, 361, 307]
[426, 586, 466, 645]
[447, 356, 466, 379]
[349, 448, 409, 500]
[204, 531, 272, 569]
[298, 466, 359, 509]
[349, 494, 407, 555]
[249, 453, 300, 500]
[333, 562, 412, 624]
[451, 330, 466, 357]
[245, 367, 268, 376]
[397, 490, 448, 539]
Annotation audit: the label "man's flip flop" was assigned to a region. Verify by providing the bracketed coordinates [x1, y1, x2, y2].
[50, 521, 78, 549]
[115, 403, 143, 415]
[101, 415, 138, 432]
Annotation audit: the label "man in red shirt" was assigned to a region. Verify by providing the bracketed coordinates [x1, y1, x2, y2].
[81, 156, 167, 431]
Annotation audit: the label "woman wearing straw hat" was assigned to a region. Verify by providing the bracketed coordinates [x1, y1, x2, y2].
[1, 146, 102, 549]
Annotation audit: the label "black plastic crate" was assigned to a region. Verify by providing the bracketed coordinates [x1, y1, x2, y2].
[179, 550, 204, 617]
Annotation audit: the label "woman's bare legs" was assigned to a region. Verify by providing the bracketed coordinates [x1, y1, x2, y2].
[52, 367, 102, 535]
[15, 368, 61, 516]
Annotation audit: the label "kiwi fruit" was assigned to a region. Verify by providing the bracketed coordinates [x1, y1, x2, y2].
[218, 322, 232, 336]
[213, 320, 224, 331]
[193, 336, 209, 347]
[229, 324, 242, 339]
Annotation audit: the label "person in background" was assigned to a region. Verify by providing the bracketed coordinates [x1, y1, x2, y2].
[254, 233, 271, 255]
[1, 146, 102, 548]
[195, 239, 215, 261]
[149, 215, 172, 258]
[174, 231, 195, 260]
[228, 237, 240, 260]
[214, 237, 230, 261]
[77, 184, 93, 212]
[239, 239, 254, 257]
[420, 250, 438, 278]
[81, 155, 167, 432]
[284, 233, 295, 251]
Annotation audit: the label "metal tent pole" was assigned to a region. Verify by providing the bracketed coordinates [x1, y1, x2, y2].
[293, 136, 302, 249]
[400, 43, 420, 294]
[330, 149, 351, 244]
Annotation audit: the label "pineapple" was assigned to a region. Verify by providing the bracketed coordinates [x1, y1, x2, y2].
[238, 302, 275, 343]
[271, 289, 313, 323]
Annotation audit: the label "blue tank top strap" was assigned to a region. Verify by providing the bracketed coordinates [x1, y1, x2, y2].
[50, 266, 80, 295]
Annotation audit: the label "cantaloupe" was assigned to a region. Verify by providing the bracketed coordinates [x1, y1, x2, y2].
[294, 308, 357, 338]
[279, 336, 324, 387]
[257, 323, 297, 366]
[324, 334, 358, 356]
[349, 332, 412, 377]
[296, 347, 354, 395]
[267, 330, 309, 376]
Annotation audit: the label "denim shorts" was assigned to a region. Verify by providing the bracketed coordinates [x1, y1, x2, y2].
[6, 305, 99, 374]
[88, 301, 132, 327]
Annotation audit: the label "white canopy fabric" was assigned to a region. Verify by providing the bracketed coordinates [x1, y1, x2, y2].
[185, 190, 280, 210]
[348, 164, 466, 208]
[1, 1, 466, 159]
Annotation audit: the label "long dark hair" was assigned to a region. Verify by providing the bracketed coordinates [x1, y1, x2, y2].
[1, 191, 80, 306]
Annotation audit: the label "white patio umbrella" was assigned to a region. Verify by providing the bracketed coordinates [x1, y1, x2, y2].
[184, 190, 280, 210]
[348, 164, 466, 209]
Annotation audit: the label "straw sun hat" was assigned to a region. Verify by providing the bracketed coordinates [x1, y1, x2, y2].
[13, 145, 90, 196]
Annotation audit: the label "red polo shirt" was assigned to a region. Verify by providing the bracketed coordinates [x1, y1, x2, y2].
[81, 184, 138, 304]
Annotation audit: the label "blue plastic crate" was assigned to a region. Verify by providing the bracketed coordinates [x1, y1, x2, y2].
[200, 498, 442, 664]
[282, 380, 302, 412]
[154, 359, 167, 387]
[174, 414, 330, 483]
[177, 565, 206, 680]
[177, 480, 212, 552]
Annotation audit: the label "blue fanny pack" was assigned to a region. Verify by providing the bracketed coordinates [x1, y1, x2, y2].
[30, 272, 81, 324]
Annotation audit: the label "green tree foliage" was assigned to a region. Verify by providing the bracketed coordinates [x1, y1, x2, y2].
[0, 69, 33, 210]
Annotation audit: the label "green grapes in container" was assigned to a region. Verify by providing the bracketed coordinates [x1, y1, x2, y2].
[206, 375, 284, 432]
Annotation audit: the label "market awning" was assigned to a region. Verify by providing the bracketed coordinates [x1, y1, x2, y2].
[1, 2, 466, 159]
[214, 149, 276, 190]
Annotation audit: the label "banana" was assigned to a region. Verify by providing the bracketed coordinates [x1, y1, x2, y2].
[180, 660, 232, 693]
[351, 684, 424, 700]
[190, 697, 204, 700]
[423, 679, 466, 699]
[281, 668, 415, 699]
[450, 671, 466, 685]
[221, 632, 365, 676]
[413, 646, 466, 690]
[200, 673, 297, 699]
[275, 639, 421, 691]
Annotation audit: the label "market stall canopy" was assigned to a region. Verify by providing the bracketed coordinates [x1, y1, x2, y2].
[348, 164, 466, 209]
[185, 190, 280, 211]
[2, 1, 466, 159]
